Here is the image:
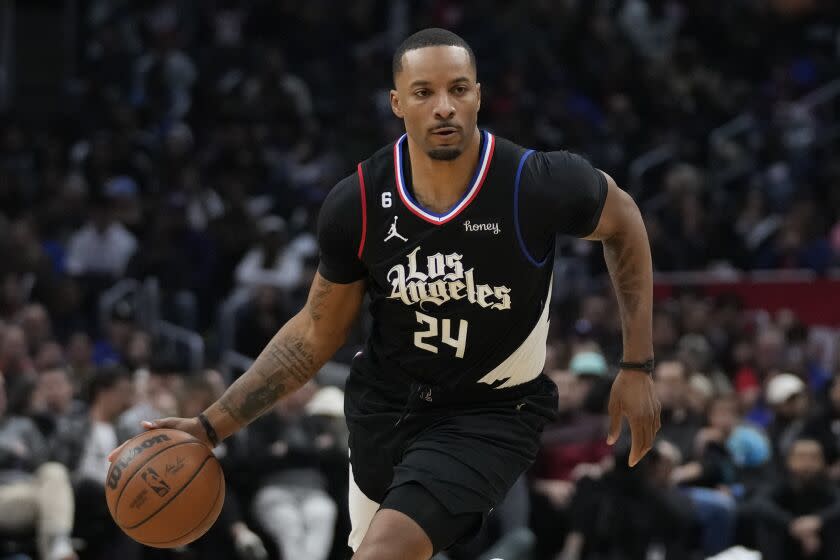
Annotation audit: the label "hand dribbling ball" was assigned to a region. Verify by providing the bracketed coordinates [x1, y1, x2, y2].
[105, 429, 225, 548]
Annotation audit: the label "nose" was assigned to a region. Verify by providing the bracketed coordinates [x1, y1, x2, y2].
[433, 93, 455, 121]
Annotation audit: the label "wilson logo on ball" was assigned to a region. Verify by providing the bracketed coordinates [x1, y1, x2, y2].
[107, 434, 172, 489]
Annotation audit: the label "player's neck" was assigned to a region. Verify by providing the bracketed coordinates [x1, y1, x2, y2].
[406, 129, 482, 214]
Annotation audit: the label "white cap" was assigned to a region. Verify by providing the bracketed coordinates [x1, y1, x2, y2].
[305, 386, 345, 417]
[766, 373, 806, 406]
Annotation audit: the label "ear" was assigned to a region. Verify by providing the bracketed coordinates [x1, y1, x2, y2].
[476, 82, 481, 112]
[390, 89, 404, 119]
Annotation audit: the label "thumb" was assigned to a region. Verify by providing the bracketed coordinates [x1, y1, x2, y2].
[107, 441, 127, 463]
[606, 400, 622, 445]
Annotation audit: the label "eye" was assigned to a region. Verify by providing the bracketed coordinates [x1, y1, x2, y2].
[414, 89, 430, 98]
[452, 85, 468, 95]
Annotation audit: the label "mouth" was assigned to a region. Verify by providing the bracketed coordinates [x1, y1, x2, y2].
[431, 127, 459, 140]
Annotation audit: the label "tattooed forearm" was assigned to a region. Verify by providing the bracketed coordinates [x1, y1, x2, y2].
[237, 382, 286, 420]
[602, 206, 653, 362]
[217, 334, 319, 425]
[202, 273, 365, 443]
[269, 338, 316, 384]
[604, 233, 643, 316]
[308, 276, 333, 321]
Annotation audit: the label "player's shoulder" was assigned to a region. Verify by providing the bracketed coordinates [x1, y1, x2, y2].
[321, 170, 362, 218]
[360, 139, 397, 174]
[491, 133, 528, 156]
[485, 133, 544, 173]
[521, 148, 601, 183]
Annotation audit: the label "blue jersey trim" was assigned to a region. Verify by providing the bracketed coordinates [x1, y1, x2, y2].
[514, 149, 550, 268]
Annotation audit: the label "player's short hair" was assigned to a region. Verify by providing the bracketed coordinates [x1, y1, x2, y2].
[392, 28, 476, 82]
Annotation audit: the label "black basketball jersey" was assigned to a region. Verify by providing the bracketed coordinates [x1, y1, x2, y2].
[318, 130, 607, 398]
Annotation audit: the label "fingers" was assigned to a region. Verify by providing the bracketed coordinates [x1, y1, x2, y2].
[628, 410, 658, 467]
[628, 391, 663, 466]
[143, 417, 177, 430]
[107, 419, 170, 462]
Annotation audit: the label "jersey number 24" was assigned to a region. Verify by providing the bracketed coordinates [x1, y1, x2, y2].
[414, 311, 468, 358]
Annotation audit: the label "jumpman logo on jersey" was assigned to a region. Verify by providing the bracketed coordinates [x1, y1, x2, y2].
[385, 216, 408, 243]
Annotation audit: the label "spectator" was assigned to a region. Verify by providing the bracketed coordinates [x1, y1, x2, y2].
[53, 366, 133, 485]
[0, 372, 76, 560]
[64, 333, 95, 398]
[670, 393, 770, 555]
[34, 341, 66, 372]
[568, 350, 613, 414]
[64, 198, 137, 280]
[802, 375, 840, 481]
[749, 438, 840, 560]
[244, 382, 339, 560]
[234, 286, 293, 359]
[16, 304, 52, 357]
[0, 326, 36, 386]
[31, 367, 85, 438]
[654, 358, 703, 461]
[174, 376, 268, 560]
[738, 327, 787, 422]
[559, 443, 694, 560]
[52, 366, 135, 560]
[766, 373, 810, 467]
[530, 368, 611, 559]
[234, 215, 305, 294]
[686, 373, 715, 416]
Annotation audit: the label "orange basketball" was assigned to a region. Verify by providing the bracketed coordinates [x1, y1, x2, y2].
[105, 429, 225, 548]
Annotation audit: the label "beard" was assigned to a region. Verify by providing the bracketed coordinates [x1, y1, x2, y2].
[428, 147, 462, 160]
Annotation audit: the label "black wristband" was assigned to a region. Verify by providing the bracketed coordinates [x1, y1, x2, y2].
[197, 413, 219, 447]
[619, 358, 655, 375]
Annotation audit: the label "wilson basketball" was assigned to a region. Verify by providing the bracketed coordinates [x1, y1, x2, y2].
[105, 429, 225, 548]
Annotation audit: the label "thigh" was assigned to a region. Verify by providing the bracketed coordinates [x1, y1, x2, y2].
[379, 482, 480, 556]
[0, 481, 38, 530]
[390, 402, 552, 517]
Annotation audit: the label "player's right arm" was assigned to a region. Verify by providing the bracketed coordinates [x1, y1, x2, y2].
[201, 273, 365, 443]
[109, 172, 367, 456]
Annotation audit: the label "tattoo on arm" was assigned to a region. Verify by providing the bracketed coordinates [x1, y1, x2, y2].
[237, 382, 286, 420]
[218, 335, 318, 425]
[605, 233, 642, 316]
[308, 277, 334, 321]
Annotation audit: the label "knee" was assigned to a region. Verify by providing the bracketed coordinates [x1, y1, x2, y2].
[308, 491, 338, 521]
[35, 462, 71, 484]
[352, 510, 432, 560]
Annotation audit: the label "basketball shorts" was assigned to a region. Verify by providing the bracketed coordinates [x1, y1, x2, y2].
[344, 368, 558, 553]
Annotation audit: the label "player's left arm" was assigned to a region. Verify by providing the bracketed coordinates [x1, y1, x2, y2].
[584, 172, 661, 466]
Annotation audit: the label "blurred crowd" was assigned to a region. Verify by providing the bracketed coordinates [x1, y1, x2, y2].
[2, 0, 840, 559]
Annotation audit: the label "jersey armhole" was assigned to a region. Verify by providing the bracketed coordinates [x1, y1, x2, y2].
[513, 149, 550, 268]
[357, 162, 368, 259]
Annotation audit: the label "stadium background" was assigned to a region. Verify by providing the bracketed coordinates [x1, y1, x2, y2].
[2, 1, 840, 559]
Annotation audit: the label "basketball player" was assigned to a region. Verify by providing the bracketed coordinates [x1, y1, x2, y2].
[111, 28, 661, 560]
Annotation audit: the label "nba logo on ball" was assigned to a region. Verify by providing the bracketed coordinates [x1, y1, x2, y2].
[141, 467, 171, 497]
[105, 429, 226, 548]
